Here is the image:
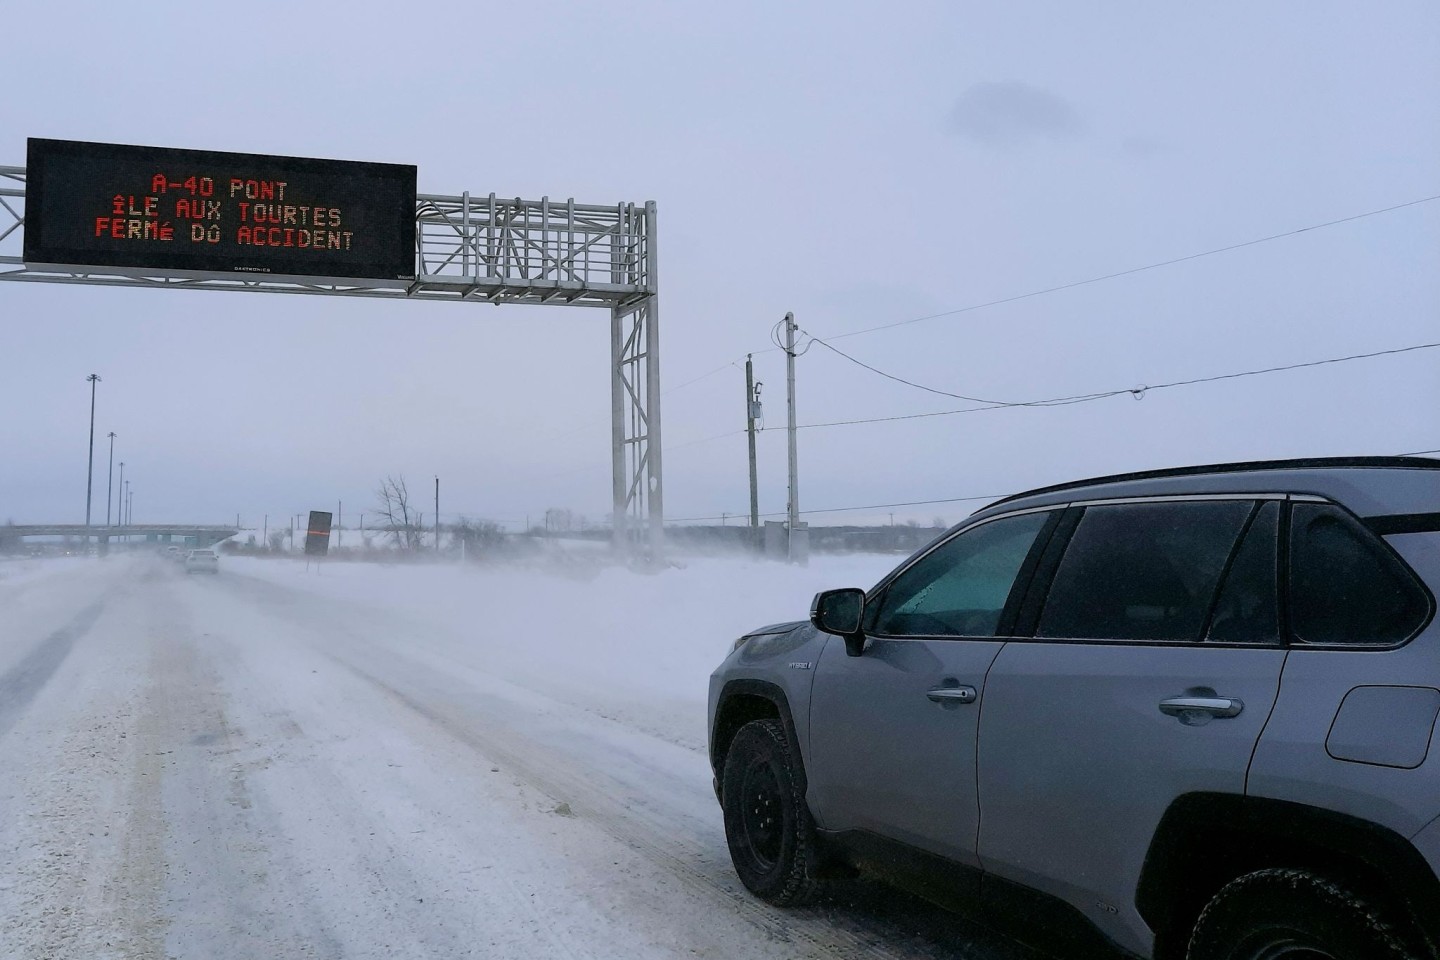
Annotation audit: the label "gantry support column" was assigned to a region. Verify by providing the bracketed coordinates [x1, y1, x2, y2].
[610, 292, 663, 558]
[609, 200, 662, 559]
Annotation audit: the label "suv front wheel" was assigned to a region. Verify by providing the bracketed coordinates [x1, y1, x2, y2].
[1187, 868, 1412, 960]
[720, 718, 821, 906]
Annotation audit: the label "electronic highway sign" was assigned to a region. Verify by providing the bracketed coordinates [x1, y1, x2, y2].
[23, 138, 417, 285]
[305, 511, 333, 557]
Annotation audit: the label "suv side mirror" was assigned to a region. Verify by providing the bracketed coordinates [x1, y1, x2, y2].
[811, 588, 867, 656]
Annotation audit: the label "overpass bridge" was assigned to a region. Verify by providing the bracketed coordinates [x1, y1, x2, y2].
[0, 525, 239, 549]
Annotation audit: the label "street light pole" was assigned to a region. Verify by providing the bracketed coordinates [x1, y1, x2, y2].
[105, 432, 117, 528]
[84, 374, 100, 548]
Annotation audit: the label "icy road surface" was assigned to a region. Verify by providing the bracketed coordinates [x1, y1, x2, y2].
[0, 553, 1041, 960]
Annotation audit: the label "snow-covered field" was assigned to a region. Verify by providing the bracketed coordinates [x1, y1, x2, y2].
[0, 555, 89, 590]
[0, 552, 1037, 960]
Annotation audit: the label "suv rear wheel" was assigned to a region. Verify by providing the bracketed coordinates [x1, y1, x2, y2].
[1186, 868, 1412, 960]
[720, 718, 821, 905]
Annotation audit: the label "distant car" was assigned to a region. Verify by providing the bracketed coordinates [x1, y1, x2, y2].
[165, 545, 184, 561]
[184, 549, 219, 574]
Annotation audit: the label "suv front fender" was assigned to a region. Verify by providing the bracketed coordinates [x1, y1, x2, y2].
[709, 678, 804, 796]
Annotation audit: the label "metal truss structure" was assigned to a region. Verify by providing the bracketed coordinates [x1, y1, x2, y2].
[0, 167, 662, 554]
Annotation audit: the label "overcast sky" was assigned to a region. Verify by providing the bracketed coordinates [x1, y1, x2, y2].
[1, 0, 1437, 530]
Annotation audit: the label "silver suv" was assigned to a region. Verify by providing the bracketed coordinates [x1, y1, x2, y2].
[708, 457, 1440, 959]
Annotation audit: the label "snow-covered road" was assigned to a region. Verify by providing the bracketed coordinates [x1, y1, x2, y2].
[0, 554, 1039, 960]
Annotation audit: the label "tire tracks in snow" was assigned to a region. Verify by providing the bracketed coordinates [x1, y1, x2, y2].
[344, 662, 939, 960]
[0, 598, 106, 739]
[217, 567, 1030, 960]
[141, 572, 350, 960]
[0, 564, 165, 960]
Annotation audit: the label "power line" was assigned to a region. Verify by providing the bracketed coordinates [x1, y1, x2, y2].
[540, 195, 1440, 437]
[504, 426, 750, 489]
[806, 334, 1117, 406]
[670, 428, 748, 450]
[671, 444, 1440, 523]
[668, 492, 1004, 524]
[792, 339, 1440, 431]
[665, 360, 742, 395]
[822, 194, 1440, 343]
[647, 339, 1440, 445]
[485, 360, 745, 454]
[477, 197, 1440, 499]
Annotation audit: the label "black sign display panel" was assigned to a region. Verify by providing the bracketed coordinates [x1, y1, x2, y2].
[24, 139, 417, 284]
[305, 511, 333, 557]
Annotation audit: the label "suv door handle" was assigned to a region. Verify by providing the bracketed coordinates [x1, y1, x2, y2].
[1158, 696, 1244, 719]
[927, 686, 977, 704]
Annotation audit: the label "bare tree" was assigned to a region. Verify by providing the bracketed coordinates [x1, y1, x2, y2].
[453, 517, 505, 559]
[376, 475, 423, 550]
[544, 507, 575, 534]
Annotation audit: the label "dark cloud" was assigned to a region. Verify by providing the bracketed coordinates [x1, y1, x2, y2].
[948, 81, 1084, 146]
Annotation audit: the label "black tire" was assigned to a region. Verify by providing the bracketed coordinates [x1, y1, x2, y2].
[720, 718, 822, 906]
[1186, 868, 1413, 960]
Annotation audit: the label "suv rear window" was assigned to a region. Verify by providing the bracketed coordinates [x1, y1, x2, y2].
[1038, 500, 1252, 642]
[1289, 503, 1430, 645]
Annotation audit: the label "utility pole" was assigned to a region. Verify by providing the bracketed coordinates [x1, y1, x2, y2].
[434, 476, 440, 553]
[117, 462, 125, 536]
[127, 488, 133, 528]
[105, 432, 117, 527]
[783, 313, 800, 563]
[85, 374, 100, 548]
[746, 354, 761, 534]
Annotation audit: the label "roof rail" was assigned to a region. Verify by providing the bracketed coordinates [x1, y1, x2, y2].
[988, 456, 1440, 509]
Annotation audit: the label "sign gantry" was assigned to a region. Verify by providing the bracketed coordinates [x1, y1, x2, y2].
[0, 140, 661, 554]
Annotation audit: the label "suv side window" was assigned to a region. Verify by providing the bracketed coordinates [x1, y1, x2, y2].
[1289, 503, 1431, 645]
[1206, 501, 1280, 644]
[1038, 500, 1252, 642]
[870, 511, 1051, 637]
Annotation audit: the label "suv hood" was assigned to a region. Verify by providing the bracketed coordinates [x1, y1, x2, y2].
[741, 620, 807, 639]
